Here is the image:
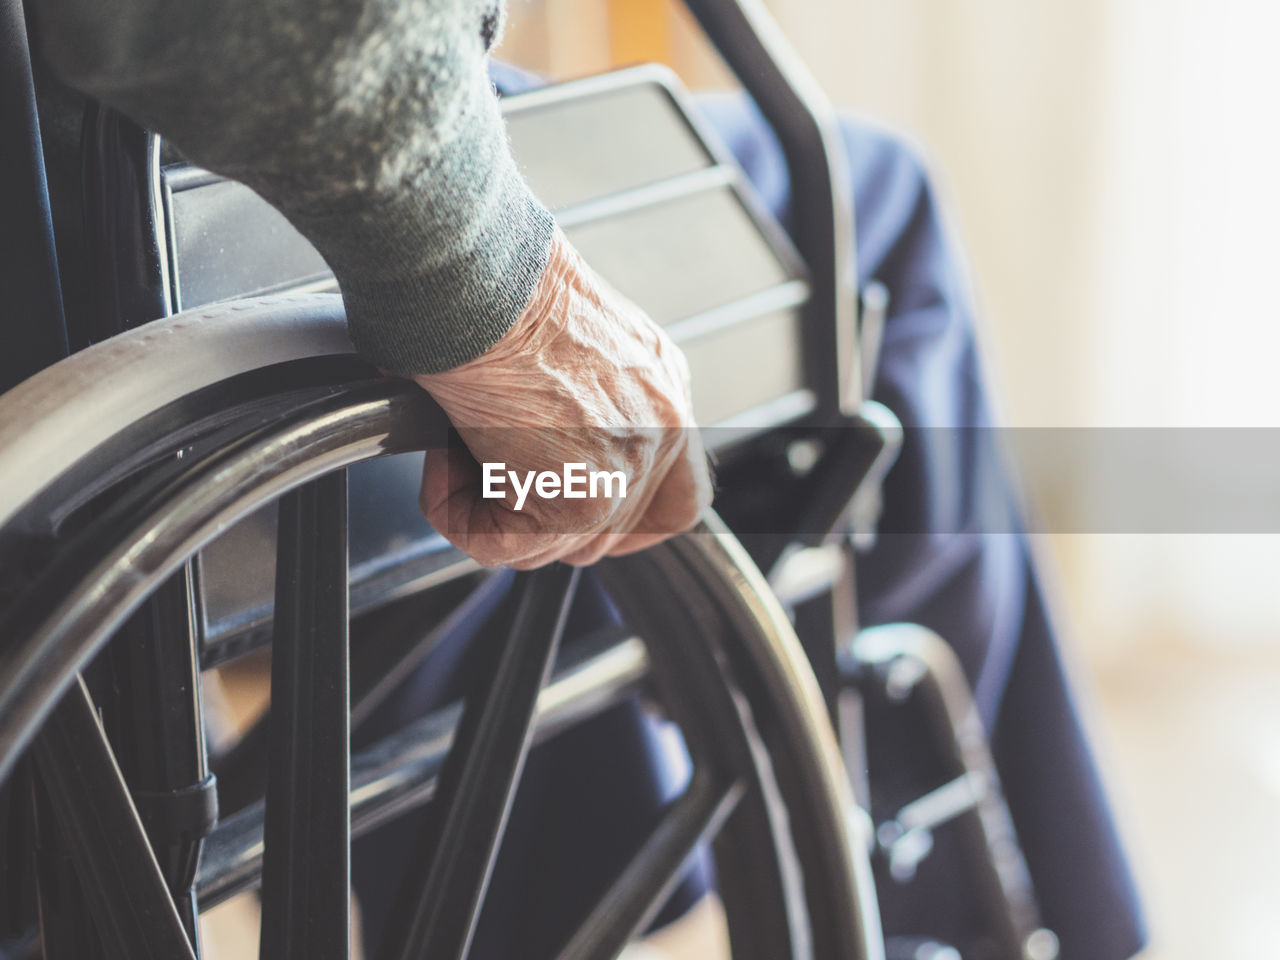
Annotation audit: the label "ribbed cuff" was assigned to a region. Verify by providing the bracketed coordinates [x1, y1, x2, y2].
[337, 191, 555, 374]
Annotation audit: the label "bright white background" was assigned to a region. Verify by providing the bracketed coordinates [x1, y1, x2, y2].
[775, 0, 1280, 655]
[769, 2, 1280, 954]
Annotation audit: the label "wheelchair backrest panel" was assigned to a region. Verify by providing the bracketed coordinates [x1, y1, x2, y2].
[162, 66, 813, 434]
[178, 67, 817, 655]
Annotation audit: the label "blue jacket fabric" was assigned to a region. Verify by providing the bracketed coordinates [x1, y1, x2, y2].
[697, 92, 1146, 960]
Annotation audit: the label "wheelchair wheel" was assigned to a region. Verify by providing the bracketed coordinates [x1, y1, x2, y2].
[0, 295, 879, 960]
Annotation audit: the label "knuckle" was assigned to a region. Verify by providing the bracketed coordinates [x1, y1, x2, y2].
[464, 538, 513, 568]
[672, 498, 701, 532]
[508, 554, 551, 571]
[545, 496, 614, 534]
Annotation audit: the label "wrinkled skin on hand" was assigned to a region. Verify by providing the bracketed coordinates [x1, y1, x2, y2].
[413, 229, 712, 568]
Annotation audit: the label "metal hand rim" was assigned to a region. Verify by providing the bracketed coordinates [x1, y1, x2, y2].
[0, 294, 880, 959]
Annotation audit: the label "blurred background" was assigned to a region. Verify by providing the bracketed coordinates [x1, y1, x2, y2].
[495, 1, 1280, 957]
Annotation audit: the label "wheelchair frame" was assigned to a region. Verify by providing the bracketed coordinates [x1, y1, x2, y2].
[0, 0, 1055, 955]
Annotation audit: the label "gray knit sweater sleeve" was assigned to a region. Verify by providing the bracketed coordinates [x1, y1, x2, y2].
[31, 0, 555, 373]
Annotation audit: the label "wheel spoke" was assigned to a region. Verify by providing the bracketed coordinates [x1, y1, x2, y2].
[98, 563, 214, 946]
[31, 676, 196, 959]
[350, 568, 511, 727]
[212, 572, 505, 820]
[30, 772, 105, 960]
[554, 771, 744, 960]
[0, 762, 37, 942]
[378, 564, 580, 960]
[258, 472, 351, 960]
[196, 630, 649, 910]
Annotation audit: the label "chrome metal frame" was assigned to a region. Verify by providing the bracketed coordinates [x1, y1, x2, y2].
[849, 625, 1059, 960]
[0, 0, 1048, 952]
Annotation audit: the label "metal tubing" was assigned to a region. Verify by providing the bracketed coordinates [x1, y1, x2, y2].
[258, 472, 351, 960]
[31, 677, 196, 959]
[29, 774, 105, 959]
[0, 381, 432, 790]
[554, 773, 744, 960]
[78, 108, 172, 344]
[853, 624, 1047, 958]
[0, 762, 35, 939]
[681, 0, 859, 415]
[197, 634, 650, 910]
[377, 566, 579, 960]
[793, 591, 843, 730]
[100, 568, 214, 946]
[602, 521, 886, 960]
[0, 0, 68, 393]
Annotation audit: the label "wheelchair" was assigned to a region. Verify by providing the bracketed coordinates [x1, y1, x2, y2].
[0, 0, 1058, 956]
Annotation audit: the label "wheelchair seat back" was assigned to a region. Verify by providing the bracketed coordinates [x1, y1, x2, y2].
[163, 67, 822, 660]
[164, 66, 816, 435]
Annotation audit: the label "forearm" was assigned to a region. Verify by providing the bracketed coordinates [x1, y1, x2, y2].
[30, 0, 554, 372]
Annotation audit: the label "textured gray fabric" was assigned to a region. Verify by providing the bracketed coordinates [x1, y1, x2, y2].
[31, 0, 555, 372]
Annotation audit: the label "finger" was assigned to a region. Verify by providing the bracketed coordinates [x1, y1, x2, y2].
[419, 446, 562, 566]
[419, 445, 477, 529]
[558, 532, 626, 567]
[601, 530, 672, 558]
[506, 531, 601, 569]
[628, 432, 713, 538]
[557, 433, 709, 565]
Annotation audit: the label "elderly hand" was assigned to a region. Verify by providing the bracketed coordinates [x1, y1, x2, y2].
[413, 229, 712, 568]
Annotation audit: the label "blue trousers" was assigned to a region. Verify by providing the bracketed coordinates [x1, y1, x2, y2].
[354, 70, 1147, 960]
[698, 93, 1146, 960]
